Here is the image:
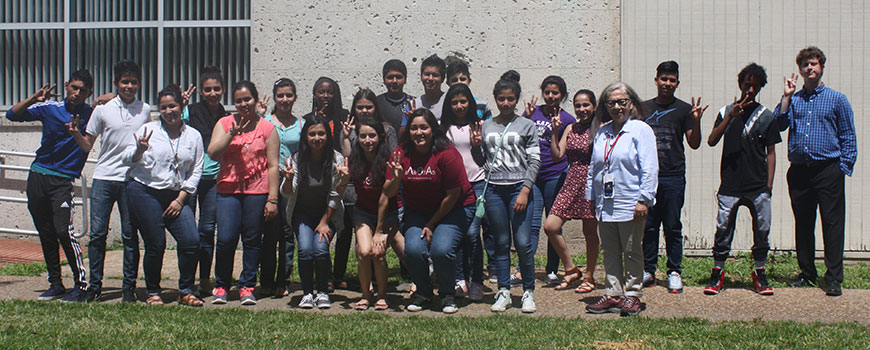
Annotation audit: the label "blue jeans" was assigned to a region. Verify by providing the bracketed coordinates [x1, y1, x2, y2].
[486, 183, 536, 290]
[643, 175, 685, 274]
[190, 178, 217, 282]
[294, 212, 332, 294]
[87, 179, 139, 290]
[404, 205, 474, 298]
[215, 193, 266, 288]
[455, 181, 485, 283]
[260, 195, 295, 290]
[126, 181, 199, 295]
[531, 172, 567, 274]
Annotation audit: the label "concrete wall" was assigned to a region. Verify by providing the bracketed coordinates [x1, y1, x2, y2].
[621, 0, 869, 254]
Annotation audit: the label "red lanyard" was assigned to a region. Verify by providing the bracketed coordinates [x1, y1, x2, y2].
[603, 132, 624, 165]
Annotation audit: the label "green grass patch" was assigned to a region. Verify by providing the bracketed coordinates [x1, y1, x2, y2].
[0, 300, 867, 349]
[0, 262, 47, 276]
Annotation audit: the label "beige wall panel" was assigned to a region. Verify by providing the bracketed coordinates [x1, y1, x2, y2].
[622, 0, 869, 253]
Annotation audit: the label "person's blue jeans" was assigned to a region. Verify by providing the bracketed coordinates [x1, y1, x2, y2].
[642, 175, 685, 274]
[531, 172, 567, 275]
[87, 179, 140, 291]
[486, 183, 536, 290]
[455, 181, 485, 283]
[215, 193, 266, 288]
[126, 181, 199, 295]
[404, 204, 474, 298]
[294, 212, 332, 295]
[190, 177, 217, 283]
[261, 195, 295, 290]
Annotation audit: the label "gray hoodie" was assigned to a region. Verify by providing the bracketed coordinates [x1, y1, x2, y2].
[481, 115, 541, 188]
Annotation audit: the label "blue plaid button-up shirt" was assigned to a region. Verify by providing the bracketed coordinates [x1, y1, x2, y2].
[774, 83, 857, 176]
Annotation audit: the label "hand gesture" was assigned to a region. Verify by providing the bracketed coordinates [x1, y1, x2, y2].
[634, 202, 648, 220]
[65, 114, 82, 135]
[470, 121, 483, 147]
[335, 157, 350, 184]
[387, 151, 404, 182]
[421, 226, 433, 245]
[162, 199, 182, 219]
[280, 156, 295, 180]
[315, 102, 328, 119]
[783, 73, 798, 97]
[524, 95, 538, 117]
[690, 96, 709, 122]
[402, 98, 417, 120]
[550, 111, 563, 132]
[728, 95, 751, 119]
[31, 84, 61, 103]
[315, 222, 333, 243]
[134, 128, 153, 154]
[341, 114, 356, 137]
[181, 84, 196, 107]
[229, 118, 251, 136]
[90, 92, 116, 108]
[257, 93, 270, 115]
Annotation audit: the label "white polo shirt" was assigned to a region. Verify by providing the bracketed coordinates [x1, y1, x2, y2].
[86, 96, 151, 181]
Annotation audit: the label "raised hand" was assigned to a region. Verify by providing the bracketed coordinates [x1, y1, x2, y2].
[229, 118, 251, 136]
[32, 84, 61, 103]
[784, 73, 798, 96]
[690, 96, 709, 122]
[65, 114, 82, 135]
[550, 109, 563, 131]
[403, 98, 417, 119]
[524, 95, 538, 117]
[90, 92, 116, 108]
[728, 95, 751, 119]
[316, 102, 328, 119]
[470, 121, 483, 147]
[257, 93, 270, 115]
[335, 157, 350, 183]
[134, 127, 153, 154]
[280, 156, 295, 180]
[387, 151, 404, 182]
[341, 115, 356, 137]
[181, 84, 196, 107]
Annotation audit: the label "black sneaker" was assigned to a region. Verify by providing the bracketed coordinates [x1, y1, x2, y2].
[83, 287, 101, 302]
[38, 284, 66, 301]
[789, 276, 817, 288]
[60, 288, 87, 303]
[752, 268, 774, 295]
[122, 288, 137, 303]
[825, 281, 842, 297]
[703, 267, 724, 295]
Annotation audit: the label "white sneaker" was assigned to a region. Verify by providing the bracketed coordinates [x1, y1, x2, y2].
[441, 295, 458, 314]
[490, 289, 511, 312]
[455, 280, 468, 298]
[642, 271, 656, 287]
[315, 292, 331, 309]
[545, 272, 559, 287]
[298, 293, 315, 308]
[521, 290, 536, 313]
[468, 282, 484, 301]
[509, 272, 522, 287]
[667, 271, 683, 294]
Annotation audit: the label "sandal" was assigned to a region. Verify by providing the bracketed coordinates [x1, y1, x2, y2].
[146, 295, 164, 305]
[554, 267, 582, 291]
[354, 299, 370, 311]
[575, 279, 596, 294]
[178, 293, 204, 307]
[374, 299, 388, 310]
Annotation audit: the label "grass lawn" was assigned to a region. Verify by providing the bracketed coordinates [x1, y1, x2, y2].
[0, 300, 867, 349]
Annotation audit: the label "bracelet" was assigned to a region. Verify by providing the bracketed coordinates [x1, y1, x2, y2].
[267, 197, 279, 204]
[173, 199, 183, 206]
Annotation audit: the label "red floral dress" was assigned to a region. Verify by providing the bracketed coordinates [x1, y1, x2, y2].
[550, 123, 594, 219]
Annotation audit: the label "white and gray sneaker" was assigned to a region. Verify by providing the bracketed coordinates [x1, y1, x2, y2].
[468, 282, 484, 302]
[315, 292, 331, 309]
[490, 289, 511, 312]
[407, 294, 431, 312]
[545, 272, 560, 287]
[441, 295, 458, 314]
[667, 271, 683, 294]
[642, 271, 656, 287]
[454, 280, 468, 298]
[298, 293, 315, 308]
[521, 290, 536, 313]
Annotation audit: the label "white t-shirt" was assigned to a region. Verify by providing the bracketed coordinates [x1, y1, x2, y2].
[124, 121, 204, 193]
[412, 92, 446, 121]
[86, 97, 151, 181]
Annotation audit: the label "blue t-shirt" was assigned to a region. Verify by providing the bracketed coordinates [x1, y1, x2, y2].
[265, 114, 303, 164]
[5, 99, 92, 178]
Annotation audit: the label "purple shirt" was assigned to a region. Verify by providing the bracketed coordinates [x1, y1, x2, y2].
[527, 106, 576, 180]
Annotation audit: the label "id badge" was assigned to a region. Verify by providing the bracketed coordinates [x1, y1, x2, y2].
[603, 173, 615, 199]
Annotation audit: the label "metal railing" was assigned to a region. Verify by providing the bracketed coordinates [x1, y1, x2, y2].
[0, 150, 97, 238]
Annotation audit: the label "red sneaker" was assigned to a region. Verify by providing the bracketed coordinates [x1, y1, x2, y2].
[704, 267, 724, 295]
[585, 295, 623, 314]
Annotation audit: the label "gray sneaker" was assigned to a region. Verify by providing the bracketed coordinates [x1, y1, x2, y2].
[521, 290, 536, 313]
[298, 293, 315, 308]
[490, 289, 511, 312]
[642, 271, 656, 287]
[667, 271, 683, 294]
[441, 295, 458, 314]
[468, 282, 484, 302]
[315, 292, 331, 309]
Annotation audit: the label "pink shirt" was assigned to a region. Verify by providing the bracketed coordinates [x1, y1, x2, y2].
[216, 115, 275, 194]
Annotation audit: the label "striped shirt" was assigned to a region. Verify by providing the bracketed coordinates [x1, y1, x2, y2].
[774, 84, 857, 175]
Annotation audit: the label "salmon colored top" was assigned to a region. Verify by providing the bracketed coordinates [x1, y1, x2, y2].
[216, 114, 275, 194]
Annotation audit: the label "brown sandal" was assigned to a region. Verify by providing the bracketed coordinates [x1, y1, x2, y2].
[575, 279, 596, 293]
[554, 267, 582, 291]
[178, 293, 203, 307]
[374, 299, 388, 310]
[146, 295, 164, 305]
[354, 299, 370, 311]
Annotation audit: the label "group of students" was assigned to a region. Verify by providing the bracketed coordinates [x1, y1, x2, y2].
[9, 45, 855, 316]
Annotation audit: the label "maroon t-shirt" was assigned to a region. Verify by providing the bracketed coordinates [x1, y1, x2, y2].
[389, 145, 476, 213]
[353, 167, 401, 215]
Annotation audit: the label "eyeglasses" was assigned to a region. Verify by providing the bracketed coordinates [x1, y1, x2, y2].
[606, 99, 630, 108]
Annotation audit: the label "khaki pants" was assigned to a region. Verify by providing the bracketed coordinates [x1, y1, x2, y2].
[599, 219, 645, 298]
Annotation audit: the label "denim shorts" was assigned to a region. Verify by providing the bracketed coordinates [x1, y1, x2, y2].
[353, 207, 400, 231]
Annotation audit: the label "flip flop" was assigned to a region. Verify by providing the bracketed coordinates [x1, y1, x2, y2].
[146, 295, 164, 305]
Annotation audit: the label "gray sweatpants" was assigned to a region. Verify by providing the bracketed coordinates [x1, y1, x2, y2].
[712, 191, 771, 263]
[599, 219, 645, 298]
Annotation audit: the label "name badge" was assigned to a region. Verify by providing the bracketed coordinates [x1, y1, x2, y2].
[603, 173, 615, 199]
